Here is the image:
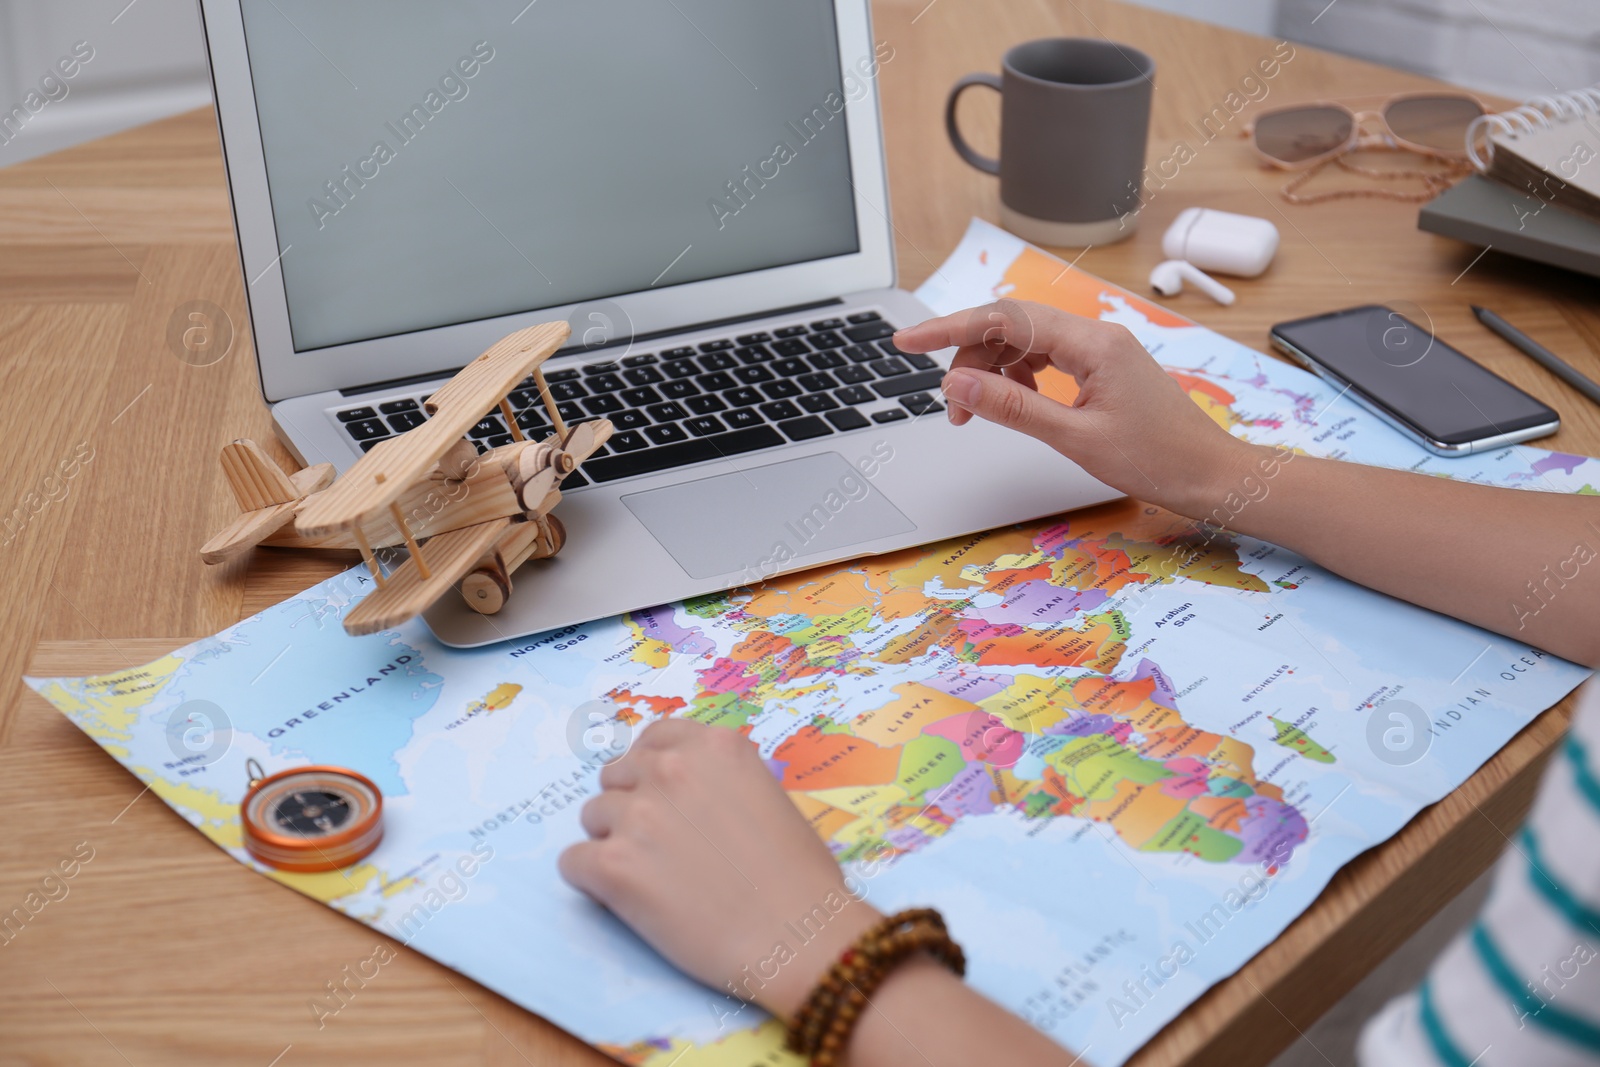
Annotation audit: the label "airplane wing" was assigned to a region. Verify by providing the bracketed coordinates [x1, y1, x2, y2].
[295, 322, 569, 539]
[341, 517, 510, 636]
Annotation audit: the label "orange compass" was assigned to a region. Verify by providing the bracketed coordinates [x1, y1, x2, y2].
[240, 759, 384, 873]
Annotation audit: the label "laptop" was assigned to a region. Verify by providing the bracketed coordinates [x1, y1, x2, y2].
[198, 0, 1119, 647]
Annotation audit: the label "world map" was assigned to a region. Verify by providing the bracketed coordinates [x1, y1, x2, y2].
[27, 218, 1593, 1065]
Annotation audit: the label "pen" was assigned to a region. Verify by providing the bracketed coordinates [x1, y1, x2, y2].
[1472, 305, 1600, 408]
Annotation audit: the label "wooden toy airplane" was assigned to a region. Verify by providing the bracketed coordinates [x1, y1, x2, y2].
[199, 322, 612, 636]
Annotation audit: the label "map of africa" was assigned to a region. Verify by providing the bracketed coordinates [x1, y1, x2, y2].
[27, 218, 1594, 1065]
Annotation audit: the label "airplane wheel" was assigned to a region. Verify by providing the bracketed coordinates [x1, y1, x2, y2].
[545, 514, 567, 555]
[462, 566, 511, 615]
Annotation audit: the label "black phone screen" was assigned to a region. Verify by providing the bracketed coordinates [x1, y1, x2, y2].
[1271, 305, 1557, 445]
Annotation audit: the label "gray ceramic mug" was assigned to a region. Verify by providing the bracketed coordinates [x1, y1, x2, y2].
[947, 38, 1154, 246]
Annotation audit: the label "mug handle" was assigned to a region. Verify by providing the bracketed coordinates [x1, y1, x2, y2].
[945, 73, 1002, 175]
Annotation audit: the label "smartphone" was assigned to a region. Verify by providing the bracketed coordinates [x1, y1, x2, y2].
[1269, 305, 1559, 455]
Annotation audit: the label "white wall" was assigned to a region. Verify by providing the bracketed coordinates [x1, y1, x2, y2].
[0, 0, 210, 167]
[1279, 0, 1600, 98]
[1124, 0, 1600, 99]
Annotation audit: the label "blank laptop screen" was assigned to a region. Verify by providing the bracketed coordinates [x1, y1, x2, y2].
[237, 1, 861, 352]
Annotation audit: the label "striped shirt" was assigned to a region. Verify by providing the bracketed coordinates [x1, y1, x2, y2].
[1360, 680, 1600, 1067]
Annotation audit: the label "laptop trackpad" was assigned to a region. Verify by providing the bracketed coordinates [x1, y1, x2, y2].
[620, 452, 916, 580]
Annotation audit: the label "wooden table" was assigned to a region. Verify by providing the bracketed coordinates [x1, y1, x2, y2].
[3, 2, 1597, 1064]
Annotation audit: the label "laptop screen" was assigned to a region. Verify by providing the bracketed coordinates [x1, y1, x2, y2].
[238, 1, 861, 353]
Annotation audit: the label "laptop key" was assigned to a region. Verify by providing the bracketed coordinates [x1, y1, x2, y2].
[696, 371, 737, 392]
[826, 408, 871, 431]
[811, 317, 846, 331]
[550, 380, 588, 401]
[623, 366, 664, 385]
[846, 310, 881, 324]
[487, 433, 513, 447]
[774, 325, 808, 338]
[723, 386, 764, 407]
[772, 339, 809, 358]
[516, 408, 548, 431]
[621, 353, 658, 367]
[556, 401, 586, 422]
[872, 408, 909, 424]
[645, 422, 690, 445]
[760, 399, 802, 420]
[777, 415, 833, 441]
[877, 339, 906, 357]
[647, 401, 689, 422]
[467, 415, 505, 439]
[842, 344, 880, 363]
[660, 380, 700, 400]
[798, 372, 838, 392]
[378, 398, 418, 414]
[346, 418, 389, 441]
[844, 321, 896, 342]
[585, 425, 786, 483]
[906, 353, 940, 372]
[686, 393, 727, 415]
[799, 392, 838, 413]
[698, 352, 737, 371]
[836, 365, 873, 385]
[901, 393, 945, 416]
[561, 470, 590, 490]
[735, 344, 774, 364]
[662, 346, 696, 359]
[734, 365, 775, 384]
[834, 385, 875, 406]
[869, 357, 910, 378]
[762, 380, 802, 400]
[609, 429, 649, 452]
[698, 339, 734, 353]
[772, 357, 808, 377]
[808, 330, 846, 349]
[338, 406, 378, 422]
[872, 370, 945, 398]
[685, 415, 727, 437]
[724, 407, 763, 429]
[736, 331, 772, 345]
[583, 362, 620, 375]
[662, 359, 699, 379]
[807, 351, 847, 370]
[621, 386, 662, 407]
[509, 388, 542, 408]
[360, 438, 388, 452]
[612, 408, 650, 430]
[584, 394, 625, 415]
[586, 372, 625, 393]
[546, 368, 581, 382]
[387, 410, 427, 432]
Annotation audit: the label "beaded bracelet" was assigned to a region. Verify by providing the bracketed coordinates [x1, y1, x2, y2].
[785, 908, 966, 1067]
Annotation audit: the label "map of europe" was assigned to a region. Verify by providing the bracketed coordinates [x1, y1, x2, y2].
[27, 219, 1594, 1065]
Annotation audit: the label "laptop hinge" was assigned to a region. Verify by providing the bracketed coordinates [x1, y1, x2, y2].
[338, 296, 846, 398]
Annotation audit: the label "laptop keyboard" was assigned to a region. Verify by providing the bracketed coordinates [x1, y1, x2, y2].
[333, 312, 946, 489]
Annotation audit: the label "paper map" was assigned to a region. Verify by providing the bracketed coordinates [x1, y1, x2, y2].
[27, 218, 1594, 1065]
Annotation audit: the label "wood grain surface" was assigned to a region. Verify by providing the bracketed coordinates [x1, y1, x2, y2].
[3, 2, 1597, 1065]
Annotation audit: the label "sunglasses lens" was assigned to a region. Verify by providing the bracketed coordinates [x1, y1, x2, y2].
[1384, 95, 1484, 152]
[1255, 106, 1354, 164]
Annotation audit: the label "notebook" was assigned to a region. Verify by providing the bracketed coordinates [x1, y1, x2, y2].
[1418, 174, 1600, 281]
[1467, 85, 1600, 224]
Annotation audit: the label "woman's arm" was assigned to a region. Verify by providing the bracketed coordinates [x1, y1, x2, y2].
[893, 300, 1600, 667]
[559, 720, 1086, 1067]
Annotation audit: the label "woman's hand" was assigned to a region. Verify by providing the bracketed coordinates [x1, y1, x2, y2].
[893, 299, 1253, 518]
[559, 719, 883, 1019]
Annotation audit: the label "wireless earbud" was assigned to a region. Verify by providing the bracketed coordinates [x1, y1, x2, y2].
[1149, 260, 1236, 305]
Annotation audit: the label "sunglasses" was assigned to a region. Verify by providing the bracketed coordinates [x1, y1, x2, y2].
[1249, 93, 1486, 169]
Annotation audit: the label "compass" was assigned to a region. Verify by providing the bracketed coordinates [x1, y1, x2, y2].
[240, 759, 384, 873]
